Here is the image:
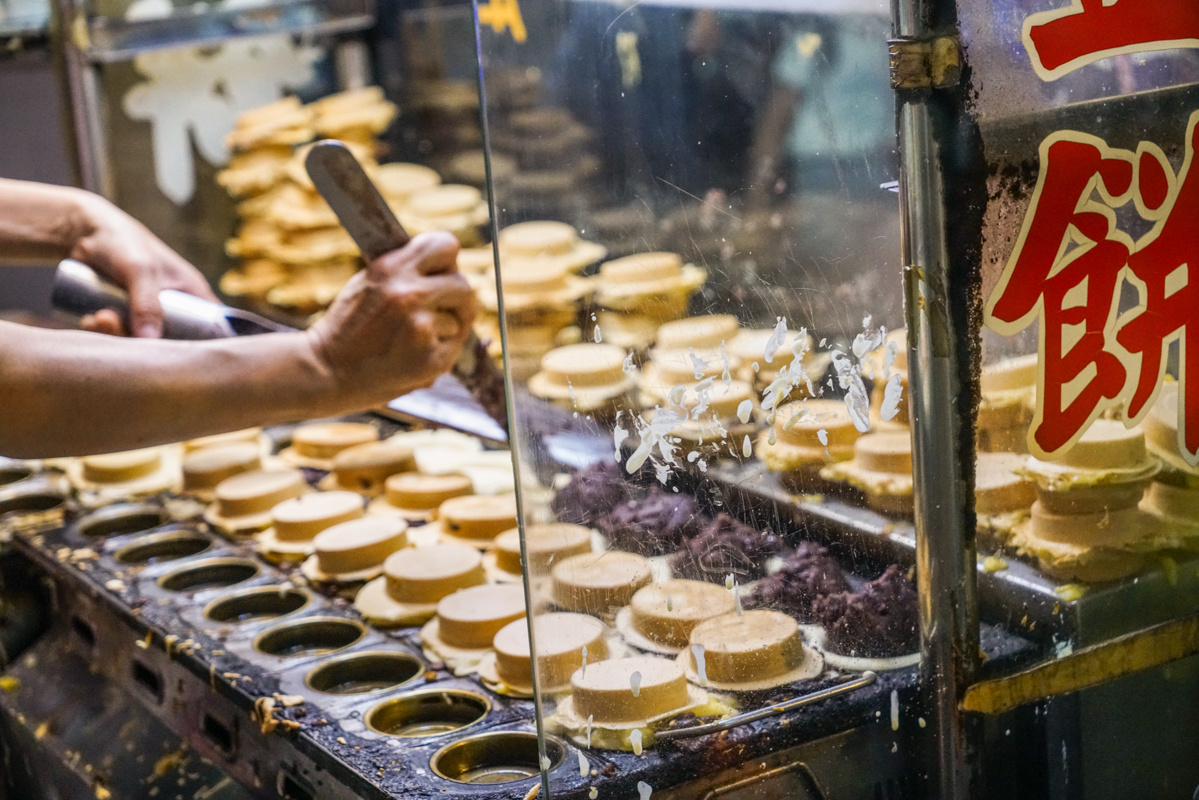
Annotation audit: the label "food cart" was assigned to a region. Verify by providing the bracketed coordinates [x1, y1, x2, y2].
[1, 0, 1198, 797]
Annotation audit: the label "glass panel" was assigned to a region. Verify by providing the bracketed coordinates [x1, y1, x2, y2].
[956, 0, 1199, 794]
[475, 3, 1018, 795]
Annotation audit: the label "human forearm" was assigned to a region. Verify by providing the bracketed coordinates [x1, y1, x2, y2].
[0, 322, 354, 458]
[0, 231, 475, 459]
[0, 179, 93, 263]
[0, 178, 216, 337]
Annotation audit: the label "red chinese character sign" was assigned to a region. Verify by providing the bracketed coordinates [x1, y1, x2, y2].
[1023, 0, 1199, 81]
[985, 111, 1199, 465]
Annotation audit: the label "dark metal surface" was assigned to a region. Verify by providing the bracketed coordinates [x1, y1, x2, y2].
[0, 440, 1038, 800]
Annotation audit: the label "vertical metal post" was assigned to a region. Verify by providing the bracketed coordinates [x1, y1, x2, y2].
[892, 0, 979, 797]
[52, 0, 113, 196]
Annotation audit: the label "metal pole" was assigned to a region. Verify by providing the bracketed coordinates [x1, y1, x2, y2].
[51, 0, 113, 196]
[891, 0, 979, 796]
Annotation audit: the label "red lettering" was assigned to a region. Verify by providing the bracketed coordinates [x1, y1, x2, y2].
[1119, 123, 1199, 456]
[987, 136, 1134, 455]
[1024, 0, 1199, 81]
[987, 113, 1199, 464]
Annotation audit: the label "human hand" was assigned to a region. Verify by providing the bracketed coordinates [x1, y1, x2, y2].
[70, 194, 217, 338]
[304, 231, 478, 405]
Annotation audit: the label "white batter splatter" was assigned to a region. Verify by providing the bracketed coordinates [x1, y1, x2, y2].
[630, 671, 642, 697]
[817, 429, 829, 446]
[831, 350, 871, 432]
[890, 689, 900, 731]
[580, 645, 588, 679]
[613, 414, 629, 460]
[594, 325, 603, 343]
[742, 434, 752, 457]
[589, 788, 598, 799]
[737, 399, 753, 424]
[541, 755, 552, 771]
[691, 644, 708, 685]
[637, 780, 652, 798]
[880, 373, 904, 422]
[689, 348, 706, 380]
[764, 317, 788, 364]
[622, 352, 636, 374]
[586, 714, 593, 748]
[624, 408, 687, 481]
[668, 384, 687, 407]
[578, 750, 589, 777]
[630, 730, 644, 756]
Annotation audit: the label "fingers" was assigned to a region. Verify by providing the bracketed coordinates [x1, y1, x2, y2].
[80, 309, 126, 337]
[417, 273, 480, 337]
[126, 275, 165, 338]
[369, 231, 461, 279]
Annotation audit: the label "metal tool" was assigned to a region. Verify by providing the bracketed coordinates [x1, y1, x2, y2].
[656, 671, 878, 742]
[304, 140, 509, 442]
[51, 259, 291, 339]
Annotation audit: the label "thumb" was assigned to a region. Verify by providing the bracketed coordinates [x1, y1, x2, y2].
[127, 278, 164, 338]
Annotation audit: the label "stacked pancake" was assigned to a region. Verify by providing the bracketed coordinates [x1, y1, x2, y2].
[820, 430, 914, 515]
[1011, 420, 1166, 582]
[529, 343, 638, 417]
[592, 252, 706, 349]
[1139, 384, 1199, 548]
[729, 328, 829, 403]
[488, 108, 600, 213]
[758, 399, 862, 491]
[639, 316, 742, 405]
[217, 88, 413, 317]
[978, 354, 1037, 454]
[395, 184, 490, 246]
[473, 233, 595, 380]
[974, 452, 1036, 546]
[643, 379, 759, 460]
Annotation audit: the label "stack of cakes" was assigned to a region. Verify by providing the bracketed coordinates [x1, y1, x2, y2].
[592, 252, 706, 351]
[529, 343, 638, 418]
[1012, 420, 1165, 582]
[473, 258, 592, 381]
[639, 315, 742, 407]
[217, 88, 416, 317]
[978, 354, 1038, 453]
[729, 327, 830, 403]
[489, 107, 599, 215]
[405, 79, 483, 156]
[820, 430, 915, 515]
[758, 399, 862, 491]
[974, 452, 1036, 546]
[395, 184, 490, 246]
[1141, 384, 1199, 547]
